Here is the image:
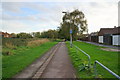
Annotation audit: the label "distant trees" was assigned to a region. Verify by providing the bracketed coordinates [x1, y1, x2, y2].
[40, 29, 58, 39]
[32, 32, 41, 38]
[59, 9, 88, 40]
[17, 33, 32, 38]
[6, 9, 87, 40]
[9, 30, 59, 39]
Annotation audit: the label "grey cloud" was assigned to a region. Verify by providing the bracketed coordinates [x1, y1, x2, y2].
[1, 1, 118, 33]
[1, 0, 119, 2]
[2, 2, 23, 13]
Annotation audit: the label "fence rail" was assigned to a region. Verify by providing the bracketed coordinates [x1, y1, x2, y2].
[73, 44, 91, 68]
[73, 44, 120, 79]
[94, 60, 120, 79]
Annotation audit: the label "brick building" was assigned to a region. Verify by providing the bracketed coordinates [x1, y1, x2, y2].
[0, 32, 12, 38]
[98, 26, 120, 45]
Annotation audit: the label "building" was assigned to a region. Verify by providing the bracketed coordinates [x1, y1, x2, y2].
[0, 32, 12, 38]
[79, 26, 120, 46]
[98, 26, 120, 45]
[78, 34, 89, 41]
[88, 32, 98, 43]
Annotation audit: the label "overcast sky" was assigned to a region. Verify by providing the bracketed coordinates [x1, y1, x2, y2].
[0, 0, 119, 33]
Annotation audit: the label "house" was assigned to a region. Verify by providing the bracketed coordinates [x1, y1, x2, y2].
[0, 32, 12, 38]
[78, 34, 89, 41]
[88, 32, 98, 43]
[98, 26, 120, 45]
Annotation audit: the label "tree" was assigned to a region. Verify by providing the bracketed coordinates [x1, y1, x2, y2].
[40, 29, 58, 39]
[59, 9, 88, 40]
[59, 22, 78, 40]
[17, 33, 32, 38]
[11, 33, 17, 38]
[40, 31, 49, 38]
[32, 32, 41, 38]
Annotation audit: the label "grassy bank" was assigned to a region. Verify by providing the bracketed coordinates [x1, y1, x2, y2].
[66, 41, 119, 78]
[2, 40, 58, 78]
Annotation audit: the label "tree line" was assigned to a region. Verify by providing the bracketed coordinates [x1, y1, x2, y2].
[10, 29, 59, 39]
[10, 9, 88, 40]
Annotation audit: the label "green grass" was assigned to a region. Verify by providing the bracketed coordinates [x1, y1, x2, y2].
[2, 41, 58, 78]
[66, 41, 119, 78]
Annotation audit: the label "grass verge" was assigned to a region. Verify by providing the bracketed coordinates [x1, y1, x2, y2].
[66, 41, 119, 78]
[2, 41, 58, 78]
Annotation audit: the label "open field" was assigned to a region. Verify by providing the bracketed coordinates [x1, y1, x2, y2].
[2, 38, 58, 78]
[66, 41, 119, 78]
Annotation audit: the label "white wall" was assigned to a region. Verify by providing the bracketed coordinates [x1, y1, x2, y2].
[99, 36, 103, 43]
[112, 35, 120, 45]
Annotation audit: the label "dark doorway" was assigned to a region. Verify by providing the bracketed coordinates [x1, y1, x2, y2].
[103, 34, 112, 45]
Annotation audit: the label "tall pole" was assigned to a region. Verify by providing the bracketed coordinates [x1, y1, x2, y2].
[70, 29, 72, 48]
[70, 20, 72, 48]
[62, 11, 72, 48]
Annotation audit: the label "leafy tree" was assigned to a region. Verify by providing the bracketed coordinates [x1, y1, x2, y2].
[59, 22, 78, 40]
[17, 33, 32, 38]
[32, 32, 41, 38]
[40, 31, 49, 38]
[11, 33, 17, 38]
[40, 29, 58, 39]
[59, 9, 88, 40]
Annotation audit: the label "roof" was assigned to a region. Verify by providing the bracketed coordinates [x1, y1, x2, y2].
[90, 32, 98, 36]
[98, 27, 120, 36]
[0, 32, 9, 35]
[0, 32, 12, 37]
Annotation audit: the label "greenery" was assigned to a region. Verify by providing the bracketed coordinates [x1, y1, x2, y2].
[32, 32, 41, 38]
[59, 9, 88, 40]
[40, 29, 59, 39]
[58, 22, 79, 40]
[17, 33, 32, 38]
[8, 30, 59, 39]
[2, 38, 58, 78]
[66, 41, 119, 78]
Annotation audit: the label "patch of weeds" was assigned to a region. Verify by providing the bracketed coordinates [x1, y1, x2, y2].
[2, 49, 14, 56]
[78, 61, 89, 71]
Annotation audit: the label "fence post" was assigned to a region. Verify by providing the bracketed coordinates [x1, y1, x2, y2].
[94, 60, 120, 79]
[94, 61, 97, 78]
[73, 44, 91, 69]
